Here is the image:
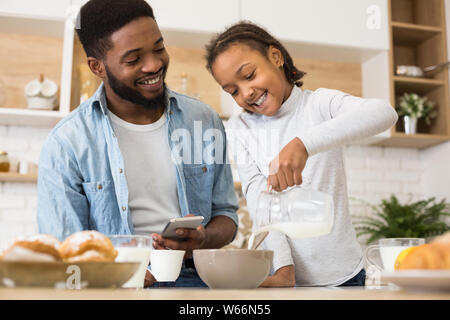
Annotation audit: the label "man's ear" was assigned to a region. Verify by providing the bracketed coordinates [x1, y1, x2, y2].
[87, 57, 105, 79]
[268, 46, 284, 68]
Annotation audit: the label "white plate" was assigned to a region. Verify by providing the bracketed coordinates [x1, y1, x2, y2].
[381, 270, 450, 292]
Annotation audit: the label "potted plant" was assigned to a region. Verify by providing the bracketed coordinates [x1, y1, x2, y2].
[352, 195, 450, 244]
[395, 93, 437, 134]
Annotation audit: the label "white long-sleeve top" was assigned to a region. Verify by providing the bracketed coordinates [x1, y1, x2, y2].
[226, 86, 398, 286]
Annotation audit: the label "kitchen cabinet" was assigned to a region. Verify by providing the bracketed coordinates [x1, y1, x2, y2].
[145, 0, 240, 34]
[240, 0, 389, 62]
[0, 0, 69, 21]
[374, 0, 450, 149]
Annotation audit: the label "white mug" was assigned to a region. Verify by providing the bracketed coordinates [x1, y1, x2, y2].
[365, 238, 425, 272]
[150, 249, 185, 282]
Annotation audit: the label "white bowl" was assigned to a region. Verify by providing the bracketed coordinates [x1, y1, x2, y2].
[193, 249, 273, 289]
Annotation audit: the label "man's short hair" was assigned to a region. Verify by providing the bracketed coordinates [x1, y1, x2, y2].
[76, 0, 155, 59]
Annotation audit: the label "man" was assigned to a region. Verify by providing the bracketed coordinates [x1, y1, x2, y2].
[37, 0, 238, 287]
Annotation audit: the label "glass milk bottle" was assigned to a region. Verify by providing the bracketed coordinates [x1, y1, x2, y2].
[248, 187, 334, 249]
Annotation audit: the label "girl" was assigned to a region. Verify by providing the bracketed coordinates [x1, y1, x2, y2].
[205, 22, 398, 287]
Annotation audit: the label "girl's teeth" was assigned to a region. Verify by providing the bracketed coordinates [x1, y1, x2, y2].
[255, 92, 267, 106]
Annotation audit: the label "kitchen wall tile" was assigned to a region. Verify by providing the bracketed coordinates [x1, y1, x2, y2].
[0, 138, 29, 153]
[366, 181, 401, 194]
[0, 125, 7, 137]
[0, 194, 26, 209]
[343, 157, 366, 169]
[383, 170, 421, 183]
[344, 145, 384, 158]
[22, 222, 39, 236]
[366, 158, 400, 170]
[401, 159, 424, 171]
[25, 196, 38, 210]
[3, 182, 37, 196]
[7, 126, 50, 141]
[346, 181, 366, 194]
[401, 183, 424, 195]
[0, 209, 36, 223]
[346, 168, 384, 182]
[384, 147, 419, 160]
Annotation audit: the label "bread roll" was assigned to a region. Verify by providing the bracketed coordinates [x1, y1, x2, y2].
[397, 232, 450, 270]
[59, 230, 117, 262]
[0, 234, 61, 262]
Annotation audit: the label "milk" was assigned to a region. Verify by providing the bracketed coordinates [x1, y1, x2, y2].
[379, 246, 408, 272]
[115, 247, 152, 288]
[248, 221, 333, 250]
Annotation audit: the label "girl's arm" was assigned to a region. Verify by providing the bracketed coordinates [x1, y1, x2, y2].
[268, 90, 398, 191]
[298, 89, 398, 156]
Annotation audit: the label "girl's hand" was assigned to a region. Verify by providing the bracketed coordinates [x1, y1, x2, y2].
[259, 265, 295, 287]
[268, 137, 308, 192]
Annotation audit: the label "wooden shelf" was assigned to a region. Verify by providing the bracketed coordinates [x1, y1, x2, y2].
[375, 131, 449, 149]
[392, 22, 442, 46]
[391, 21, 442, 32]
[393, 76, 446, 95]
[0, 172, 37, 183]
[0, 108, 65, 127]
[385, 0, 450, 149]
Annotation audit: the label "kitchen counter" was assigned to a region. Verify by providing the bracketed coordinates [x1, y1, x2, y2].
[1, 285, 449, 300]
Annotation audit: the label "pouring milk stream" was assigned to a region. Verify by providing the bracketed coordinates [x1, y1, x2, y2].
[248, 186, 334, 250]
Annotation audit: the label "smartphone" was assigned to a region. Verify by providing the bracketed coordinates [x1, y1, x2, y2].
[161, 216, 204, 240]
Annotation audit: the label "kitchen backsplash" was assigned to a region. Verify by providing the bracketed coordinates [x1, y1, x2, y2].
[0, 125, 427, 248]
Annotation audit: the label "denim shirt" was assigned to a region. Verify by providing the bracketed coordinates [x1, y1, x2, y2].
[37, 84, 239, 241]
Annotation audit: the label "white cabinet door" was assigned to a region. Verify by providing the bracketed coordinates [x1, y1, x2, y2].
[146, 0, 240, 33]
[241, 0, 389, 50]
[0, 0, 70, 20]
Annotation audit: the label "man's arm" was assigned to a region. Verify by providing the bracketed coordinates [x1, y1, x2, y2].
[37, 135, 89, 241]
[202, 215, 236, 248]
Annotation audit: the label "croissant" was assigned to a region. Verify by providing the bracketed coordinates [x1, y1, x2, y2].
[397, 232, 450, 270]
[0, 234, 61, 262]
[59, 230, 118, 262]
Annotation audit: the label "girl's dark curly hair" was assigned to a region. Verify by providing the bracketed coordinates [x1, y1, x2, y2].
[205, 21, 306, 87]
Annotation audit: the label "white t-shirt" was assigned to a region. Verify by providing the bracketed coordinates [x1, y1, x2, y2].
[227, 86, 398, 286]
[107, 110, 181, 235]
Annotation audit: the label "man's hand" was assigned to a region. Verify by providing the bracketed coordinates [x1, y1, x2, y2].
[259, 265, 295, 288]
[268, 137, 308, 192]
[152, 214, 206, 258]
[144, 270, 156, 288]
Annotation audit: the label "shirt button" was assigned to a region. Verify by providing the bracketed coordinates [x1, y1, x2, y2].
[122, 206, 126, 211]
[97, 184, 103, 190]
[119, 168, 123, 174]
[202, 167, 207, 173]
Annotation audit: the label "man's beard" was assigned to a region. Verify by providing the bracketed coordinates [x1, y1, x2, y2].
[105, 64, 167, 111]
